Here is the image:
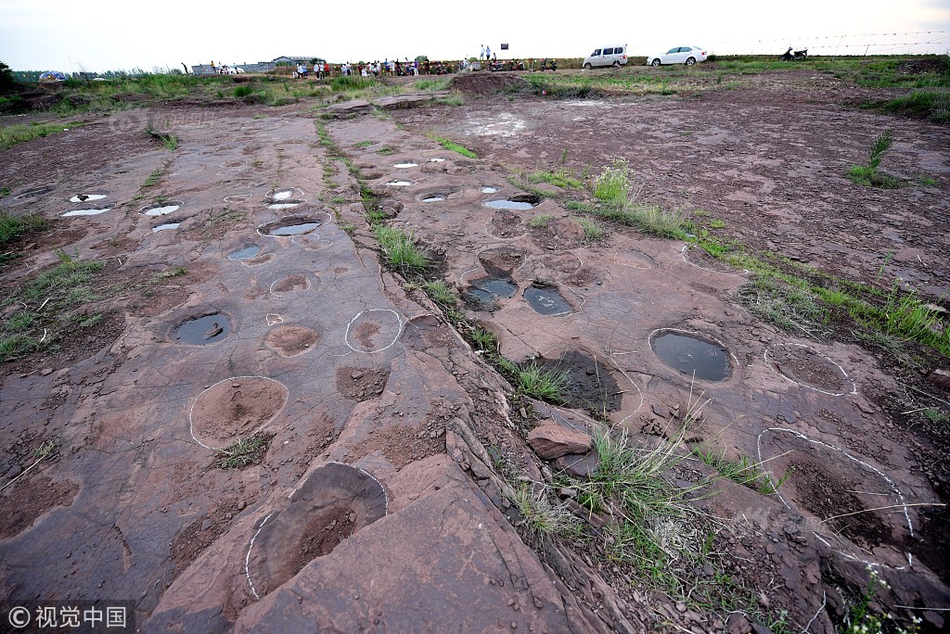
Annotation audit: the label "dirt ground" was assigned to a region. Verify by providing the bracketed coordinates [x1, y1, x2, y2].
[1, 66, 948, 632]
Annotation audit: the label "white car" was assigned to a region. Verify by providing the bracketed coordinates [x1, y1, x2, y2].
[647, 46, 708, 66]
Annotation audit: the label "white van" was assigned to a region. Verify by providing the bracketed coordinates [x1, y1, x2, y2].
[583, 45, 628, 70]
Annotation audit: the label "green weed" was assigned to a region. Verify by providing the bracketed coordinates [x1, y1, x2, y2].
[422, 279, 458, 306]
[0, 213, 47, 246]
[428, 135, 477, 158]
[0, 121, 81, 150]
[577, 217, 604, 242]
[213, 433, 271, 469]
[509, 482, 578, 543]
[528, 214, 555, 228]
[848, 130, 902, 188]
[373, 225, 429, 276]
[510, 360, 569, 404]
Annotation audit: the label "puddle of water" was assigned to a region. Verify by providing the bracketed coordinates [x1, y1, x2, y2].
[152, 222, 180, 233]
[174, 313, 230, 344]
[484, 194, 540, 211]
[428, 157, 446, 163]
[62, 206, 114, 217]
[523, 284, 571, 316]
[70, 194, 107, 203]
[422, 195, 446, 203]
[266, 200, 304, 210]
[393, 162, 418, 169]
[386, 180, 413, 187]
[265, 220, 321, 236]
[474, 277, 518, 298]
[484, 199, 535, 211]
[481, 186, 499, 194]
[271, 190, 294, 200]
[228, 245, 261, 260]
[651, 331, 732, 382]
[143, 204, 181, 217]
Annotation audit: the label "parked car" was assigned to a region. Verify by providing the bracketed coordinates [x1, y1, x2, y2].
[583, 45, 628, 70]
[647, 46, 708, 66]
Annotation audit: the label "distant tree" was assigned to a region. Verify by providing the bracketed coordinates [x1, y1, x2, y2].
[0, 60, 17, 92]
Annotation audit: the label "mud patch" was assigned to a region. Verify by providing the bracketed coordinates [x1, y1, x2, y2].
[758, 428, 914, 559]
[477, 245, 525, 276]
[523, 283, 572, 316]
[0, 475, 79, 539]
[335, 366, 389, 401]
[650, 329, 732, 382]
[190, 377, 289, 449]
[265, 325, 320, 357]
[489, 209, 525, 238]
[173, 313, 231, 345]
[539, 351, 621, 415]
[270, 273, 312, 294]
[766, 343, 855, 396]
[245, 463, 387, 598]
[345, 309, 403, 353]
[531, 218, 584, 250]
[170, 498, 243, 571]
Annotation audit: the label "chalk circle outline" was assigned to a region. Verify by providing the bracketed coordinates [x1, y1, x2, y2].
[647, 327, 739, 383]
[611, 249, 657, 270]
[223, 193, 253, 203]
[268, 273, 314, 296]
[266, 313, 283, 325]
[764, 343, 857, 397]
[757, 426, 914, 569]
[188, 375, 289, 451]
[345, 308, 404, 354]
[256, 215, 325, 238]
[139, 200, 184, 217]
[540, 250, 583, 277]
[287, 211, 332, 246]
[244, 461, 390, 600]
[266, 187, 306, 201]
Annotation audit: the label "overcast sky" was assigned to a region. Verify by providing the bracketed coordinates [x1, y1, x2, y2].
[1, 0, 948, 73]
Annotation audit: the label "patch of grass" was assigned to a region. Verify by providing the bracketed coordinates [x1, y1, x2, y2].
[595, 203, 691, 240]
[528, 214, 555, 228]
[428, 134, 477, 158]
[847, 130, 903, 189]
[879, 90, 950, 124]
[373, 225, 429, 277]
[917, 174, 937, 186]
[1, 250, 105, 359]
[693, 445, 792, 495]
[0, 120, 81, 150]
[577, 217, 604, 242]
[923, 408, 950, 424]
[434, 92, 465, 106]
[234, 85, 255, 98]
[197, 208, 245, 235]
[709, 218, 726, 229]
[212, 433, 272, 469]
[422, 279, 458, 306]
[0, 212, 47, 246]
[509, 360, 569, 404]
[509, 482, 578, 544]
[468, 325, 499, 353]
[593, 158, 630, 205]
[736, 276, 830, 338]
[142, 167, 163, 188]
[413, 78, 452, 91]
[527, 169, 583, 189]
[355, 140, 374, 148]
[376, 145, 396, 156]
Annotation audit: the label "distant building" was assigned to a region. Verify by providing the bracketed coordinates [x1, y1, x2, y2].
[191, 56, 323, 76]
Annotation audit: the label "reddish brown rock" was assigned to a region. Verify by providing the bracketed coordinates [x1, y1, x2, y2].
[527, 422, 592, 460]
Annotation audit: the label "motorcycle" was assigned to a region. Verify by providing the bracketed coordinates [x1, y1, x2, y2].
[488, 60, 506, 72]
[780, 47, 808, 61]
[537, 58, 558, 72]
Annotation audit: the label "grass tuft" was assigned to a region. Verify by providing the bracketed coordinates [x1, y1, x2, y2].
[213, 433, 271, 469]
[373, 225, 430, 277]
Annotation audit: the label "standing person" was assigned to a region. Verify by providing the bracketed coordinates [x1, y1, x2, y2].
[486, 45, 492, 62]
[324, 61, 330, 77]
[480, 44, 485, 61]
